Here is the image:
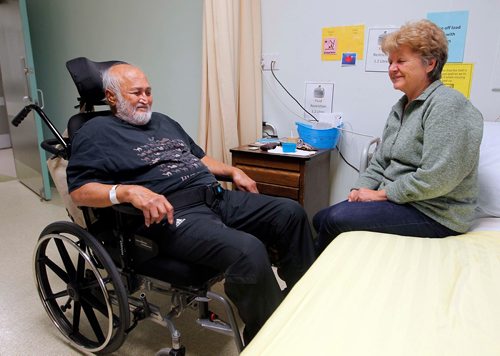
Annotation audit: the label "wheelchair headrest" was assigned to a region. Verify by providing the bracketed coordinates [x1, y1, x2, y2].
[67, 110, 113, 143]
[66, 57, 127, 107]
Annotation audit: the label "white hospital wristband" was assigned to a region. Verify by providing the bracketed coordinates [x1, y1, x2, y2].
[109, 184, 120, 205]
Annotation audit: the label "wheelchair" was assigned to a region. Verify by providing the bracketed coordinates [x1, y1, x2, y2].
[11, 57, 244, 355]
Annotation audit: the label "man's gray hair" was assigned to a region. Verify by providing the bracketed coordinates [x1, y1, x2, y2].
[102, 66, 121, 97]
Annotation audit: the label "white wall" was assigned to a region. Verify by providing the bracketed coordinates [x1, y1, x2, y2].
[26, 0, 203, 138]
[261, 0, 500, 204]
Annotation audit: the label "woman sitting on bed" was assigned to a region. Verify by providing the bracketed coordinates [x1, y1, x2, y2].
[313, 19, 483, 256]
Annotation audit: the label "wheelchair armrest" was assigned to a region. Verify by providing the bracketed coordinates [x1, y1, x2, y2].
[111, 203, 143, 216]
[42, 138, 70, 159]
[214, 174, 233, 183]
[359, 137, 381, 175]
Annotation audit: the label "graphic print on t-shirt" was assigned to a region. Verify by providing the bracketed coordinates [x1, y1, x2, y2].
[133, 137, 203, 181]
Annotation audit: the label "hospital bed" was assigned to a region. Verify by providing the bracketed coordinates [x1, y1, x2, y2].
[242, 120, 500, 356]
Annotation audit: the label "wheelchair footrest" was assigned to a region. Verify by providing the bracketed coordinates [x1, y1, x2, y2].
[196, 317, 235, 337]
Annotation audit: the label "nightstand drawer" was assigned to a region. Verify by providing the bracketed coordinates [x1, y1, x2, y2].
[235, 164, 300, 187]
[233, 155, 301, 172]
[256, 183, 299, 200]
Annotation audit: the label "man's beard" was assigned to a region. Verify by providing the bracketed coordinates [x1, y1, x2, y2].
[115, 94, 152, 125]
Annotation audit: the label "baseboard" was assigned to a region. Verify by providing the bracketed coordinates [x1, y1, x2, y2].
[0, 134, 11, 149]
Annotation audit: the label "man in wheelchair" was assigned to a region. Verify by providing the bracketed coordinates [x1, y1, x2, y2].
[66, 62, 315, 344]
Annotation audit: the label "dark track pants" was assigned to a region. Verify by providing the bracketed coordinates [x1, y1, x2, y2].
[148, 189, 315, 343]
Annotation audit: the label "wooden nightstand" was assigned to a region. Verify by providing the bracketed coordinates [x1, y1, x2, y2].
[230, 146, 332, 220]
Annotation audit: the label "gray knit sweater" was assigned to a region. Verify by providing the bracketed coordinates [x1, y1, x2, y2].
[354, 80, 483, 233]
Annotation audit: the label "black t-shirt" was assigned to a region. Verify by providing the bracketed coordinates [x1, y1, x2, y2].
[66, 112, 216, 194]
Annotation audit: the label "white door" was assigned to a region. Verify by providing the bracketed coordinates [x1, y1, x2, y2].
[0, 0, 51, 199]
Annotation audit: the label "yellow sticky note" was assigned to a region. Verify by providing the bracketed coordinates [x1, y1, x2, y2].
[322, 25, 365, 61]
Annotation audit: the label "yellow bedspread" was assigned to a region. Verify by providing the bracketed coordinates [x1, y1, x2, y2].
[243, 230, 500, 356]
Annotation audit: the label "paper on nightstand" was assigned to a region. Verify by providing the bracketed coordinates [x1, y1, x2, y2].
[268, 146, 316, 156]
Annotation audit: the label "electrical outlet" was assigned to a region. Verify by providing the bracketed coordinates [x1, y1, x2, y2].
[261, 53, 279, 71]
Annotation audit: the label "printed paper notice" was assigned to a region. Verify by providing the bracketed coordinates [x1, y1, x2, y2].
[304, 82, 334, 118]
[441, 63, 474, 98]
[427, 11, 469, 63]
[322, 25, 365, 61]
[365, 27, 399, 72]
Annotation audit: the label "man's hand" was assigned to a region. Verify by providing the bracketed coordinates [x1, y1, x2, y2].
[232, 168, 259, 193]
[348, 188, 387, 202]
[201, 155, 259, 193]
[125, 185, 174, 227]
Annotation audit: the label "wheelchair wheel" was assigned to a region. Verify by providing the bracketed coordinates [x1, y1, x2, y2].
[34, 221, 130, 354]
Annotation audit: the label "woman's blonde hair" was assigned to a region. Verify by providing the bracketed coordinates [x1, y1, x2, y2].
[381, 19, 448, 82]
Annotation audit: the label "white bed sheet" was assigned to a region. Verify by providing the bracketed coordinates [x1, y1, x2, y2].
[243, 230, 500, 356]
